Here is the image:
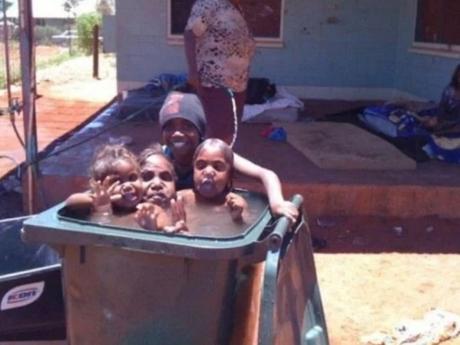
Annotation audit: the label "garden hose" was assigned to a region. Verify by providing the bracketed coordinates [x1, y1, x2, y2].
[225, 87, 238, 148]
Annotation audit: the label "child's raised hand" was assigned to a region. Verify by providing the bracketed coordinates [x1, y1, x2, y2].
[225, 193, 247, 222]
[270, 200, 299, 223]
[167, 196, 188, 233]
[135, 202, 159, 230]
[90, 176, 121, 211]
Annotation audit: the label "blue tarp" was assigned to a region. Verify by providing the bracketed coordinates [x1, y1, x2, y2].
[359, 105, 430, 138]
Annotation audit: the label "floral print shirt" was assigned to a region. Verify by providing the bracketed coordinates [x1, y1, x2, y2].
[186, 0, 255, 92]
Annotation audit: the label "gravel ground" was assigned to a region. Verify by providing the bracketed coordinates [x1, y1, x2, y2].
[36, 53, 117, 102]
[36, 53, 116, 85]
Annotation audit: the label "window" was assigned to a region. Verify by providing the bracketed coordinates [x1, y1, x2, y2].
[167, 0, 284, 47]
[411, 0, 460, 58]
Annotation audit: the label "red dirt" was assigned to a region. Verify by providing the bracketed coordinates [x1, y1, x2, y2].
[311, 215, 460, 345]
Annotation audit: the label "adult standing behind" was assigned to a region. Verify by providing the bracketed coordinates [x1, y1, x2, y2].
[184, 0, 255, 145]
[422, 64, 460, 131]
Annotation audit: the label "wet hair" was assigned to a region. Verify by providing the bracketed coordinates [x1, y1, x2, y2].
[193, 138, 234, 168]
[89, 144, 139, 182]
[450, 64, 460, 89]
[138, 143, 177, 180]
[193, 138, 234, 192]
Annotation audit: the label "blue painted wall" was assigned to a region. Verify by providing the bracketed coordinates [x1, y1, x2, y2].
[252, 0, 400, 88]
[116, 0, 400, 88]
[394, 0, 459, 101]
[116, 0, 184, 83]
[115, 0, 457, 100]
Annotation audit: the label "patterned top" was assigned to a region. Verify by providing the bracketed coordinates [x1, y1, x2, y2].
[186, 0, 255, 92]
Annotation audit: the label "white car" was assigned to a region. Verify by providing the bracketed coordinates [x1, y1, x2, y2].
[51, 30, 78, 45]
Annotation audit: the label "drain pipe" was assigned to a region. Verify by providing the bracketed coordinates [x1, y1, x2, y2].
[19, 0, 38, 214]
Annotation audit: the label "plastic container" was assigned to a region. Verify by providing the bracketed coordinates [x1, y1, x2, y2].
[21, 190, 329, 345]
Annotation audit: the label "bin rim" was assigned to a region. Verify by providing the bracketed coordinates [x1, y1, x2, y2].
[22, 190, 273, 260]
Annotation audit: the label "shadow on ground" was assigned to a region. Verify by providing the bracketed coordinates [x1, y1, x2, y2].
[311, 215, 460, 254]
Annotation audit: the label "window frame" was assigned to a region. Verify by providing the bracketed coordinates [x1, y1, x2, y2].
[166, 0, 285, 48]
[410, 0, 460, 58]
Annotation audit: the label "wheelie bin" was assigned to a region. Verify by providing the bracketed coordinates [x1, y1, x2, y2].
[21, 190, 328, 345]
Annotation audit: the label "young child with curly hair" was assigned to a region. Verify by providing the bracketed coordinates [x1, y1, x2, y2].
[64, 144, 144, 215]
[65, 143, 186, 233]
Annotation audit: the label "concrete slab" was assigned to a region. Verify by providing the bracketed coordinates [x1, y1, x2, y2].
[33, 113, 460, 219]
[281, 122, 416, 170]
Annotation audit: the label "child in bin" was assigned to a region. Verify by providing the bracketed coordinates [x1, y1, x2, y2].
[159, 91, 299, 223]
[134, 143, 187, 233]
[64, 144, 144, 215]
[178, 138, 248, 223]
[64, 144, 185, 233]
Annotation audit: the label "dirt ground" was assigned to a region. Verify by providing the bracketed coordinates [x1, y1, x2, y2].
[311, 215, 460, 345]
[1, 44, 116, 102]
[1, 49, 460, 345]
[35, 53, 116, 102]
[0, 44, 65, 67]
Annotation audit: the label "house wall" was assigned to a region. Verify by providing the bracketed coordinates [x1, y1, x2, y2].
[253, 1, 400, 88]
[102, 15, 116, 53]
[116, 0, 183, 90]
[115, 0, 455, 101]
[116, 0, 401, 98]
[394, 0, 460, 101]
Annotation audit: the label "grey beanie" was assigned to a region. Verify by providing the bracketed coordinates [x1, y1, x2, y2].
[159, 92, 207, 137]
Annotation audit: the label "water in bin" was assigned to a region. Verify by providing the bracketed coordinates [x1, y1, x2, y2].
[59, 189, 268, 239]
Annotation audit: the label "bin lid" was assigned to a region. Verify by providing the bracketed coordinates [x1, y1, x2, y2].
[22, 189, 273, 260]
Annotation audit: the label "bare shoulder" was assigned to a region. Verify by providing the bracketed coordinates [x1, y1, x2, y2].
[65, 192, 94, 210]
[177, 189, 196, 204]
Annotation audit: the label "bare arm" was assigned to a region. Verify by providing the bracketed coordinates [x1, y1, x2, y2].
[233, 153, 299, 223]
[64, 177, 121, 213]
[64, 192, 95, 211]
